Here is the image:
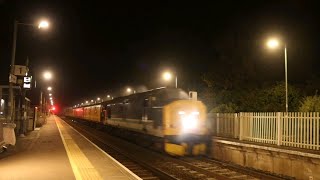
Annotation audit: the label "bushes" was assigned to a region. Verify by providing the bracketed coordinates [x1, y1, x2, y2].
[210, 103, 237, 113]
[299, 96, 320, 112]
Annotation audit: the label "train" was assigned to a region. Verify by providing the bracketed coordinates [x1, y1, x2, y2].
[64, 87, 209, 156]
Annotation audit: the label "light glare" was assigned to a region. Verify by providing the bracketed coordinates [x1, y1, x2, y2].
[38, 20, 49, 29]
[267, 38, 280, 49]
[163, 72, 172, 81]
[43, 71, 52, 80]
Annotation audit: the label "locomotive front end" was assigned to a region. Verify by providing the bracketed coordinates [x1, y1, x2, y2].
[163, 100, 208, 156]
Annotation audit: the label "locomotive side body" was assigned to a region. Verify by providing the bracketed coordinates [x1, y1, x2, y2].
[64, 88, 209, 156]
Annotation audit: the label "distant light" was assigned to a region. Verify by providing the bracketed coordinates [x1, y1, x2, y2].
[49, 97, 52, 100]
[38, 20, 49, 29]
[127, 88, 132, 93]
[81, 103, 83, 105]
[91, 100, 94, 102]
[107, 95, 110, 98]
[43, 71, 52, 80]
[49, 93, 52, 96]
[47, 87, 52, 91]
[97, 97, 100, 101]
[266, 38, 280, 49]
[163, 72, 172, 81]
[85, 101, 89, 103]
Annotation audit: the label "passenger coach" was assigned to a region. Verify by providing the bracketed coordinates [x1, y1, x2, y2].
[65, 87, 209, 156]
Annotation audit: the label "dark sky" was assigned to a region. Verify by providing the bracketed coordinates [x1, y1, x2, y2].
[1, 1, 319, 108]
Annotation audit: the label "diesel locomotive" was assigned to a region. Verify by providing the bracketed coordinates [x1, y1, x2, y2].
[65, 87, 209, 156]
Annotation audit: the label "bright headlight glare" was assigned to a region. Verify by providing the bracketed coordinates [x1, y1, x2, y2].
[179, 111, 199, 130]
[178, 111, 185, 115]
[182, 115, 198, 130]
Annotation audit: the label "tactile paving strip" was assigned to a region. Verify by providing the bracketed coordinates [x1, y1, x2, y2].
[56, 118, 103, 180]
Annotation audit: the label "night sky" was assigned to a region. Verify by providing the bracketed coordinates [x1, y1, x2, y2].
[1, 1, 320, 108]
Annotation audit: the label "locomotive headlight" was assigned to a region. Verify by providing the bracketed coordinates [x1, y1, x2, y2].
[179, 111, 199, 130]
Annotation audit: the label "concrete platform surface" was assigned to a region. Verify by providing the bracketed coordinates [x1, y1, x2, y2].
[0, 115, 140, 180]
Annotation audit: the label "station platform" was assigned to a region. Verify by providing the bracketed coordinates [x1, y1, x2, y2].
[0, 115, 140, 180]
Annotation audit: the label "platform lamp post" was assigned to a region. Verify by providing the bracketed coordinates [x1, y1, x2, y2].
[266, 38, 288, 112]
[162, 71, 177, 88]
[43, 71, 53, 115]
[7, 19, 49, 124]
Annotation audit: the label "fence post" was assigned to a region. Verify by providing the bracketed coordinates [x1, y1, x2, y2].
[239, 112, 243, 140]
[234, 113, 238, 138]
[277, 112, 282, 146]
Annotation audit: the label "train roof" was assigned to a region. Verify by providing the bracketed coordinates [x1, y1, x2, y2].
[70, 87, 189, 108]
[105, 87, 188, 103]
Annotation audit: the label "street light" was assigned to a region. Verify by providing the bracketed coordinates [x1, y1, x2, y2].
[162, 71, 177, 88]
[43, 71, 52, 80]
[107, 95, 110, 98]
[97, 97, 101, 101]
[266, 37, 288, 112]
[38, 20, 49, 29]
[7, 19, 50, 124]
[126, 88, 136, 94]
[47, 87, 52, 91]
[49, 93, 52, 96]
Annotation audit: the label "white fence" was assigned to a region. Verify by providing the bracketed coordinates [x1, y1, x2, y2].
[208, 113, 239, 138]
[208, 112, 320, 150]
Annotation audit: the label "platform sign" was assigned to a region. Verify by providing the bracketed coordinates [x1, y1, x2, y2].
[23, 76, 32, 89]
[14, 65, 29, 76]
[9, 74, 17, 84]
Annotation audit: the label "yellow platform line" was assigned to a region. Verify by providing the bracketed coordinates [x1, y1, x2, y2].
[55, 117, 103, 180]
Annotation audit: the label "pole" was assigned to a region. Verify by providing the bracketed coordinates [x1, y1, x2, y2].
[20, 57, 29, 136]
[284, 45, 288, 112]
[7, 20, 18, 123]
[175, 76, 178, 88]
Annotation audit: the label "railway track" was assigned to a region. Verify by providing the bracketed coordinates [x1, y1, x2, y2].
[64, 118, 174, 180]
[63, 117, 292, 180]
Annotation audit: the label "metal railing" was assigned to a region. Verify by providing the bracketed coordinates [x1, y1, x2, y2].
[208, 112, 320, 150]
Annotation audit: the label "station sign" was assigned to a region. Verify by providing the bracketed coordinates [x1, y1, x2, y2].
[23, 76, 32, 89]
[9, 74, 17, 84]
[14, 65, 29, 76]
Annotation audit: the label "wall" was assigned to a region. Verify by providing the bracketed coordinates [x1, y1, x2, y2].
[211, 137, 320, 180]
